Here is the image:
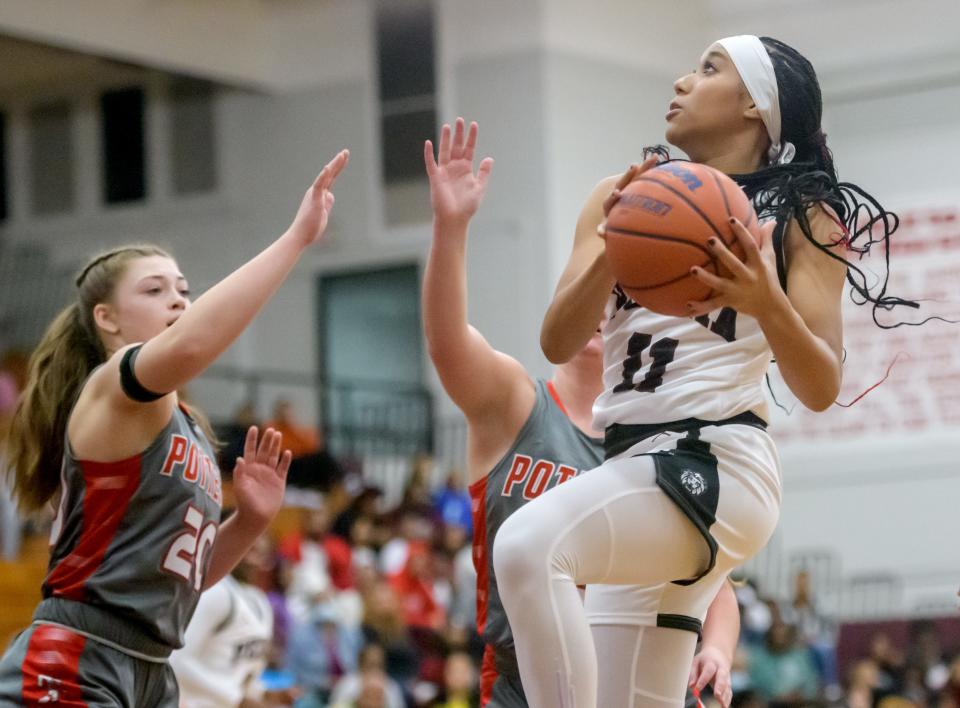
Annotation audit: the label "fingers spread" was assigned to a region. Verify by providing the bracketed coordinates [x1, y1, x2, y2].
[424, 139, 437, 175]
[709, 235, 750, 278]
[244, 426, 258, 460]
[438, 123, 452, 164]
[451, 117, 465, 159]
[267, 430, 283, 467]
[464, 121, 479, 162]
[255, 427, 274, 463]
[730, 218, 761, 264]
[277, 450, 293, 480]
[477, 157, 494, 188]
[690, 265, 724, 289]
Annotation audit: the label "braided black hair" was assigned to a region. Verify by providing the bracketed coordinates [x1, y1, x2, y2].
[652, 37, 943, 329]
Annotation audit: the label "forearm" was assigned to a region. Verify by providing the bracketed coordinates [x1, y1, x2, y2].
[203, 510, 266, 590]
[759, 290, 841, 412]
[142, 230, 307, 392]
[541, 250, 614, 363]
[701, 581, 740, 663]
[422, 220, 471, 360]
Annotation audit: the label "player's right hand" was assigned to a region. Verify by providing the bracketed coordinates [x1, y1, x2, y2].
[597, 155, 660, 239]
[424, 117, 494, 229]
[288, 149, 350, 248]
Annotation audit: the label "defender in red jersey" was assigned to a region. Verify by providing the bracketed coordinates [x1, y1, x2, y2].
[423, 119, 738, 708]
[0, 150, 349, 707]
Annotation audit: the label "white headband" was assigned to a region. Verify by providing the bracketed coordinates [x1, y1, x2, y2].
[716, 35, 795, 165]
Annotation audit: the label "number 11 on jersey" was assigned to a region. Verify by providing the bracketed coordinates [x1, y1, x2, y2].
[613, 333, 679, 394]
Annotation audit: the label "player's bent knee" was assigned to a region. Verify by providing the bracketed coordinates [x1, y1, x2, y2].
[492, 513, 543, 590]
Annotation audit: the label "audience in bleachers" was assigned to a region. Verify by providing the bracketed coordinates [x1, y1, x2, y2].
[329, 643, 406, 708]
[747, 620, 821, 704]
[4, 364, 959, 708]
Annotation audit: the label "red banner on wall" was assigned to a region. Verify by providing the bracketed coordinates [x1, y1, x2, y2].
[769, 208, 960, 445]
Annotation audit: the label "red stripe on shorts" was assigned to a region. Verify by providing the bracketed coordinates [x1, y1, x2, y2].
[21, 624, 88, 706]
[45, 456, 142, 600]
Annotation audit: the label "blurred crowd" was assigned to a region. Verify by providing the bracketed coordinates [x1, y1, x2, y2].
[731, 574, 960, 708]
[2, 351, 960, 708]
[195, 399, 482, 708]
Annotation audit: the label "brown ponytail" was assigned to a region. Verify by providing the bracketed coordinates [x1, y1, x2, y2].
[4, 245, 171, 513]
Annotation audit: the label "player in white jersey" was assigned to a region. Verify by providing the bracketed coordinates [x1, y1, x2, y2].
[493, 35, 917, 708]
[170, 535, 275, 708]
[423, 118, 738, 708]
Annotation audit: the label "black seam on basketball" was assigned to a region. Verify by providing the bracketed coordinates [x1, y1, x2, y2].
[604, 227, 714, 259]
[630, 176, 724, 241]
[619, 256, 713, 291]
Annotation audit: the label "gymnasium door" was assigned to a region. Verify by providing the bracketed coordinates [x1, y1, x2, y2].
[317, 264, 431, 457]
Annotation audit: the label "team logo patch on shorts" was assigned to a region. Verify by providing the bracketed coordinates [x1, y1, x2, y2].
[680, 469, 707, 495]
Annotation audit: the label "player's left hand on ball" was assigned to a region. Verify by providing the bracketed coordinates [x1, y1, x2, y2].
[233, 426, 292, 527]
[686, 217, 779, 319]
[689, 645, 733, 708]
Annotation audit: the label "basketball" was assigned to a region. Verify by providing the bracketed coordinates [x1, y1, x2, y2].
[604, 161, 762, 316]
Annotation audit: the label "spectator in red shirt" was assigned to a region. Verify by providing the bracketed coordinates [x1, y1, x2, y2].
[279, 497, 355, 621]
[389, 541, 445, 632]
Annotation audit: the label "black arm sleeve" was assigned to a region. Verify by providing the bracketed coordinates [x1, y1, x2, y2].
[119, 345, 166, 403]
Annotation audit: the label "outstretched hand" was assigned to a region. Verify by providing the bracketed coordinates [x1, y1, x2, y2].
[424, 118, 494, 228]
[232, 426, 292, 528]
[289, 149, 350, 247]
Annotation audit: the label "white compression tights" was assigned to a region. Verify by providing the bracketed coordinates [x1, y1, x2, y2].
[592, 623, 699, 707]
[492, 454, 710, 708]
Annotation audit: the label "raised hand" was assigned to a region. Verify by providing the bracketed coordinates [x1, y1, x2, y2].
[289, 149, 350, 247]
[232, 426, 292, 528]
[424, 118, 494, 228]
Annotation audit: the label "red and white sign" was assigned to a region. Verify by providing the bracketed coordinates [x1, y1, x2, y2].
[769, 208, 960, 446]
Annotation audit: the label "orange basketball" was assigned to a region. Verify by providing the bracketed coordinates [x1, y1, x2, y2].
[604, 161, 761, 316]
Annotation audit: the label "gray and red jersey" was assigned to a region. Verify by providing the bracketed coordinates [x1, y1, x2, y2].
[36, 403, 223, 658]
[469, 379, 603, 706]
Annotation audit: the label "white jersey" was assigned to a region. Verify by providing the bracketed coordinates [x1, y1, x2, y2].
[593, 290, 772, 428]
[169, 575, 273, 708]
